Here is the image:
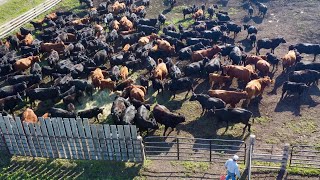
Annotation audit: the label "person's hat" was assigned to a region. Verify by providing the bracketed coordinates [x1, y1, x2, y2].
[233, 155, 239, 160]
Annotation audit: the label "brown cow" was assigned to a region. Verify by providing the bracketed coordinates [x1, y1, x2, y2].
[99, 78, 116, 91]
[14, 56, 40, 71]
[119, 16, 133, 31]
[244, 76, 272, 106]
[112, 20, 120, 31]
[120, 66, 129, 80]
[245, 55, 264, 65]
[40, 42, 66, 53]
[192, 46, 221, 61]
[132, 6, 145, 13]
[153, 58, 168, 80]
[281, 50, 296, 71]
[112, 1, 126, 14]
[256, 60, 270, 76]
[223, 65, 252, 83]
[130, 87, 146, 102]
[71, 17, 90, 25]
[21, 34, 33, 46]
[208, 73, 232, 89]
[45, 12, 57, 21]
[22, 108, 38, 123]
[42, 112, 49, 118]
[192, 9, 204, 20]
[245, 64, 259, 79]
[154, 39, 175, 54]
[138, 33, 159, 46]
[90, 68, 108, 88]
[208, 90, 248, 108]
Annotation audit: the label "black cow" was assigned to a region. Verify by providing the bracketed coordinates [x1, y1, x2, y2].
[59, 86, 76, 99]
[49, 107, 76, 118]
[205, 54, 222, 73]
[108, 29, 118, 42]
[121, 32, 145, 45]
[256, 2, 268, 18]
[183, 7, 195, 19]
[179, 42, 205, 60]
[166, 77, 193, 98]
[295, 61, 320, 71]
[248, 5, 254, 17]
[151, 77, 164, 94]
[281, 81, 308, 99]
[139, 75, 149, 91]
[68, 79, 93, 96]
[0, 64, 13, 76]
[121, 105, 136, 125]
[78, 107, 104, 122]
[266, 53, 280, 71]
[135, 105, 158, 135]
[201, 30, 223, 42]
[289, 43, 320, 61]
[256, 37, 286, 55]
[8, 74, 42, 86]
[0, 94, 23, 114]
[289, 70, 320, 86]
[186, 38, 211, 46]
[0, 82, 27, 99]
[226, 22, 241, 38]
[30, 62, 42, 75]
[185, 57, 209, 76]
[111, 96, 131, 125]
[229, 47, 244, 65]
[26, 87, 61, 106]
[47, 50, 59, 67]
[243, 24, 257, 38]
[137, 25, 158, 35]
[189, 93, 226, 114]
[207, 6, 215, 18]
[216, 13, 230, 21]
[163, 28, 181, 39]
[153, 104, 186, 136]
[214, 108, 253, 132]
[249, 34, 257, 47]
[158, 14, 166, 24]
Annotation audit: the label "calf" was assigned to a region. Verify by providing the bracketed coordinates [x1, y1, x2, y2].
[49, 107, 76, 118]
[189, 93, 226, 114]
[266, 53, 280, 71]
[281, 81, 308, 99]
[153, 104, 186, 136]
[289, 70, 320, 86]
[208, 90, 247, 108]
[22, 108, 38, 123]
[166, 77, 193, 98]
[214, 108, 253, 132]
[256, 37, 286, 55]
[78, 107, 104, 122]
[208, 73, 232, 89]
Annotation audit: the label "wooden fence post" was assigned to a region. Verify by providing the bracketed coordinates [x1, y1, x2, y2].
[246, 134, 255, 180]
[137, 136, 145, 163]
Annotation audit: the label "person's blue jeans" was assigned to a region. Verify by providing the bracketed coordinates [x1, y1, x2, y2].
[225, 171, 236, 180]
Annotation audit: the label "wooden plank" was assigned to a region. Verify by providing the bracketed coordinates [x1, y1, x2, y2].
[51, 118, 65, 158]
[91, 124, 102, 160]
[57, 118, 70, 159]
[39, 118, 53, 158]
[117, 125, 127, 161]
[63, 118, 76, 159]
[111, 125, 121, 161]
[15, 118, 31, 156]
[10, 118, 25, 156]
[104, 125, 114, 160]
[28, 123, 42, 157]
[0, 116, 14, 154]
[70, 118, 82, 159]
[97, 125, 109, 160]
[45, 118, 59, 158]
[34, 122, 48, 157]
[77, 118, 89, 159]
[124, 125, 134, 161]
[23, 121, 37, 156]
[130, 126, 142, 161]
[83, 119, 96, 160]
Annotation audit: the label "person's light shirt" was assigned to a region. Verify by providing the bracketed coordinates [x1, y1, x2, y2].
[225, 159, 241, 178]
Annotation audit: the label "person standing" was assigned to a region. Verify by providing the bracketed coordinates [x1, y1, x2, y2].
[224, 155, 241, 180]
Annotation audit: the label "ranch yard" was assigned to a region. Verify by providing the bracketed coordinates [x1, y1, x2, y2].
[0, 0, 320, 179]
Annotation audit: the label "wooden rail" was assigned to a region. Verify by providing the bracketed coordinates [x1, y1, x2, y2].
[0, 0, 62, 39]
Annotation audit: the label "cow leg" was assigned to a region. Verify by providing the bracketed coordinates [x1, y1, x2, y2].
[281, 90, 286, 99]
[313, 54, 317, 62]
[256, 48, 260, 55]
[10, 109, 14, 117]
[201, 108, 205, 115]
[96, 116, 99, 123]
[163, 126, 169, 136]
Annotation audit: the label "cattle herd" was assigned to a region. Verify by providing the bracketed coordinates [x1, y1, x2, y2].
[0, 0, 320, 136]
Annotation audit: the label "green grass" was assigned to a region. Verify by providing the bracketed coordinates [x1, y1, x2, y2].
[0, 0, 45, 25]
[0, 152, 143, 179]
[170, 161, 209, 173]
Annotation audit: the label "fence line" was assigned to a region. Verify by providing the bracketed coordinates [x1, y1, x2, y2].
[0, 0, 62, 39]
[0, 116, 143, 162]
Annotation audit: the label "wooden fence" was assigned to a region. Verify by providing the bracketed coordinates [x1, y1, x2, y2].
[0, 116, 144, 162]
[0, 0, 62, 39]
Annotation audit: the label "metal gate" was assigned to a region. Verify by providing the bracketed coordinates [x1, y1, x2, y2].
[144, 136, 246, 164]
[289, 145, 320, 169]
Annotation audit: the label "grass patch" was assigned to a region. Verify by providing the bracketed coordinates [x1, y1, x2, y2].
[254, 116, 272, 124]
[228, 7, 239, 15]
[0, 0, 45, 25]
[171, 5, 187, 13]
[287, 166, 320, 176]
[0, 153, 143, 179]
[170, 161, 209, 173]
[285, 119, 318, 135]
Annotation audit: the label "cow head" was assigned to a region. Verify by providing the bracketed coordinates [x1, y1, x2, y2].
[260, 76, 272, 86]
[175, 113, 186, 123]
